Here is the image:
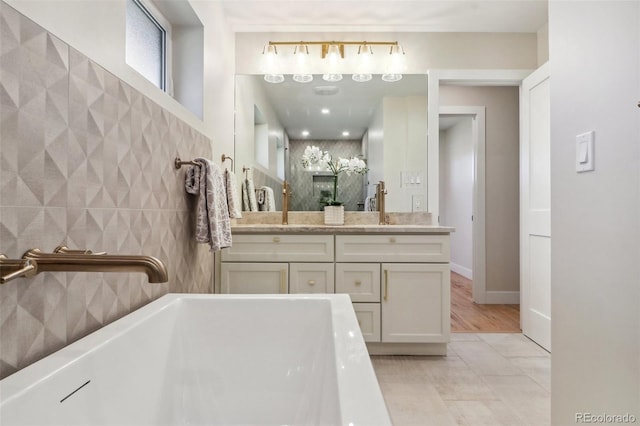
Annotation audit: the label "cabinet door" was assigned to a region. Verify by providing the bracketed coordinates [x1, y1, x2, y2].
[381, 263, 450, 343]
[220, 263, 288, 294]
[289, 263, 335, 293]
[335, 263, 381, 302]
[353, 303, 381, 342]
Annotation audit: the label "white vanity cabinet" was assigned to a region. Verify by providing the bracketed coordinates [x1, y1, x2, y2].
[220, 234, 334, 294]
[335, 235, 451, 351]
[221, 229, 451, 355]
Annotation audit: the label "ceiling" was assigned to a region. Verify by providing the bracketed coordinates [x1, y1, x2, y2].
[254, 74, 428, 140]
[220, 0, 548, 33]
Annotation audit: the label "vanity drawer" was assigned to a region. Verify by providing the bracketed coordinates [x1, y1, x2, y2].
[220, 263, 288, 294]
[289, 263, 335, 293]
[336, 235, 450, 263]
[221, 234, 334, 262]
[335, 263, 380, 302]
[353, 303, 381, 342]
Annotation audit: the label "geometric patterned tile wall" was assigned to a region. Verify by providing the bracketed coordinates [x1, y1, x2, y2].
[289, 139, 367, 211]
[0, 3, 213, 379]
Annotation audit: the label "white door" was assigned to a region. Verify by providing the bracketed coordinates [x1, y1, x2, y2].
[520, 63, 551, 351]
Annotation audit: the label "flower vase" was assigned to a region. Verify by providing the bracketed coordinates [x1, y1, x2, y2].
[324, 205, 344, 226]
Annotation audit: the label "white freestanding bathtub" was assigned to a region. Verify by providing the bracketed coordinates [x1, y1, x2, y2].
[0, 294, 390, 425]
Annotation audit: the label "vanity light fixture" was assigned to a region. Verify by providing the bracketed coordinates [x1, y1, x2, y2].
[261, 44, 284, 83]
[292, 43, 313, 83]
[382, 44, 406, 83]
[262, 41, 406, 83]
[352, 43, 374, 83]
[322, 44, 343, 82]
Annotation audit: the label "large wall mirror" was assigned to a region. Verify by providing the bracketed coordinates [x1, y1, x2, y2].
[234, 74, 428, 212]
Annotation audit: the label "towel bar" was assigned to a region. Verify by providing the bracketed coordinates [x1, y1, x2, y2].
[174, 157, 198, 169]
[221, 154, 234, 171]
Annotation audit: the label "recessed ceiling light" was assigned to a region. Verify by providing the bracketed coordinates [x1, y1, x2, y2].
[342, 131, 350, 137]
[302, 130, 310, 137]
[321, 108, 330, 114]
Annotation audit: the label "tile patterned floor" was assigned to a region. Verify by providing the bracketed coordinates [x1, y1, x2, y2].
[371, 333, 550, 425]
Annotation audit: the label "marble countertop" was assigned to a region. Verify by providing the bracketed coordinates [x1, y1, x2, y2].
[230, 223, 454, 234]
[230, 212, 453, 234]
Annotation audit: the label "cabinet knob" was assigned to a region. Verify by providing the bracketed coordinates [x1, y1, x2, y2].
[273, 237, 281, 243]
[355, 280, 362, 286]
[308, 279, 316, 285]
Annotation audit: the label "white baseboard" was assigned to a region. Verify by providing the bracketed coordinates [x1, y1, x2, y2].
[450, 263, 473, 280]
[484, 291, 520, 304]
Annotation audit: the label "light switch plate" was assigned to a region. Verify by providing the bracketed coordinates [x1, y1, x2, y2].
[576, 131, 595, 172]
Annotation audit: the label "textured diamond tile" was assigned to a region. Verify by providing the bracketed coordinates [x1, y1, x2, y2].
[42, 207, 66, 251]
[42, 272, 67, 352]
[66, 128, 87, 208]
[0, 2, 20, 57]
[0, 3, 214, 380]
[0, 279, 19, 373]
[66, 208, 86, 249]
[0, 206, 44, 256]
[65, 272, 86, 343]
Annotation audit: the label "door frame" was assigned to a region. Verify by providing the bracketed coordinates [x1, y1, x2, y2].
[439, 106, 486, 302]
[427, 69, 531, 303]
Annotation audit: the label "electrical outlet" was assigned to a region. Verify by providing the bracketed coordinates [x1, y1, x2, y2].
[412, 195, 424, 212]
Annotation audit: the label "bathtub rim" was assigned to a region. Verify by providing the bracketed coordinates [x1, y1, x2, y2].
[0, 293, 391, 426]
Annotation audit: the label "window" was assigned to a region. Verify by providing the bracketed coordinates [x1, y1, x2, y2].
[126, 0, 167, 90]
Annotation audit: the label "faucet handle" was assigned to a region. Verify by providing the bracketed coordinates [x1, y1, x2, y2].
[0, 259, 37, 284]
[54, 245, 107, 255]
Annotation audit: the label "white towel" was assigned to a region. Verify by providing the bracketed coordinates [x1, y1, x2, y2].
[185, 158, 232, 252]
[257, 186, 276, 212]
[224, 169, 242, 219]
[241, 177, 258, 212]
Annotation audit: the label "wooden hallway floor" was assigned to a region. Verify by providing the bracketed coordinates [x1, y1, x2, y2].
[450, 272, 521, 333]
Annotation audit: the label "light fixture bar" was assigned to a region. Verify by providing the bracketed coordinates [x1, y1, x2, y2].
[268, 40, 399, 59]
[268, 41, 399, 46]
